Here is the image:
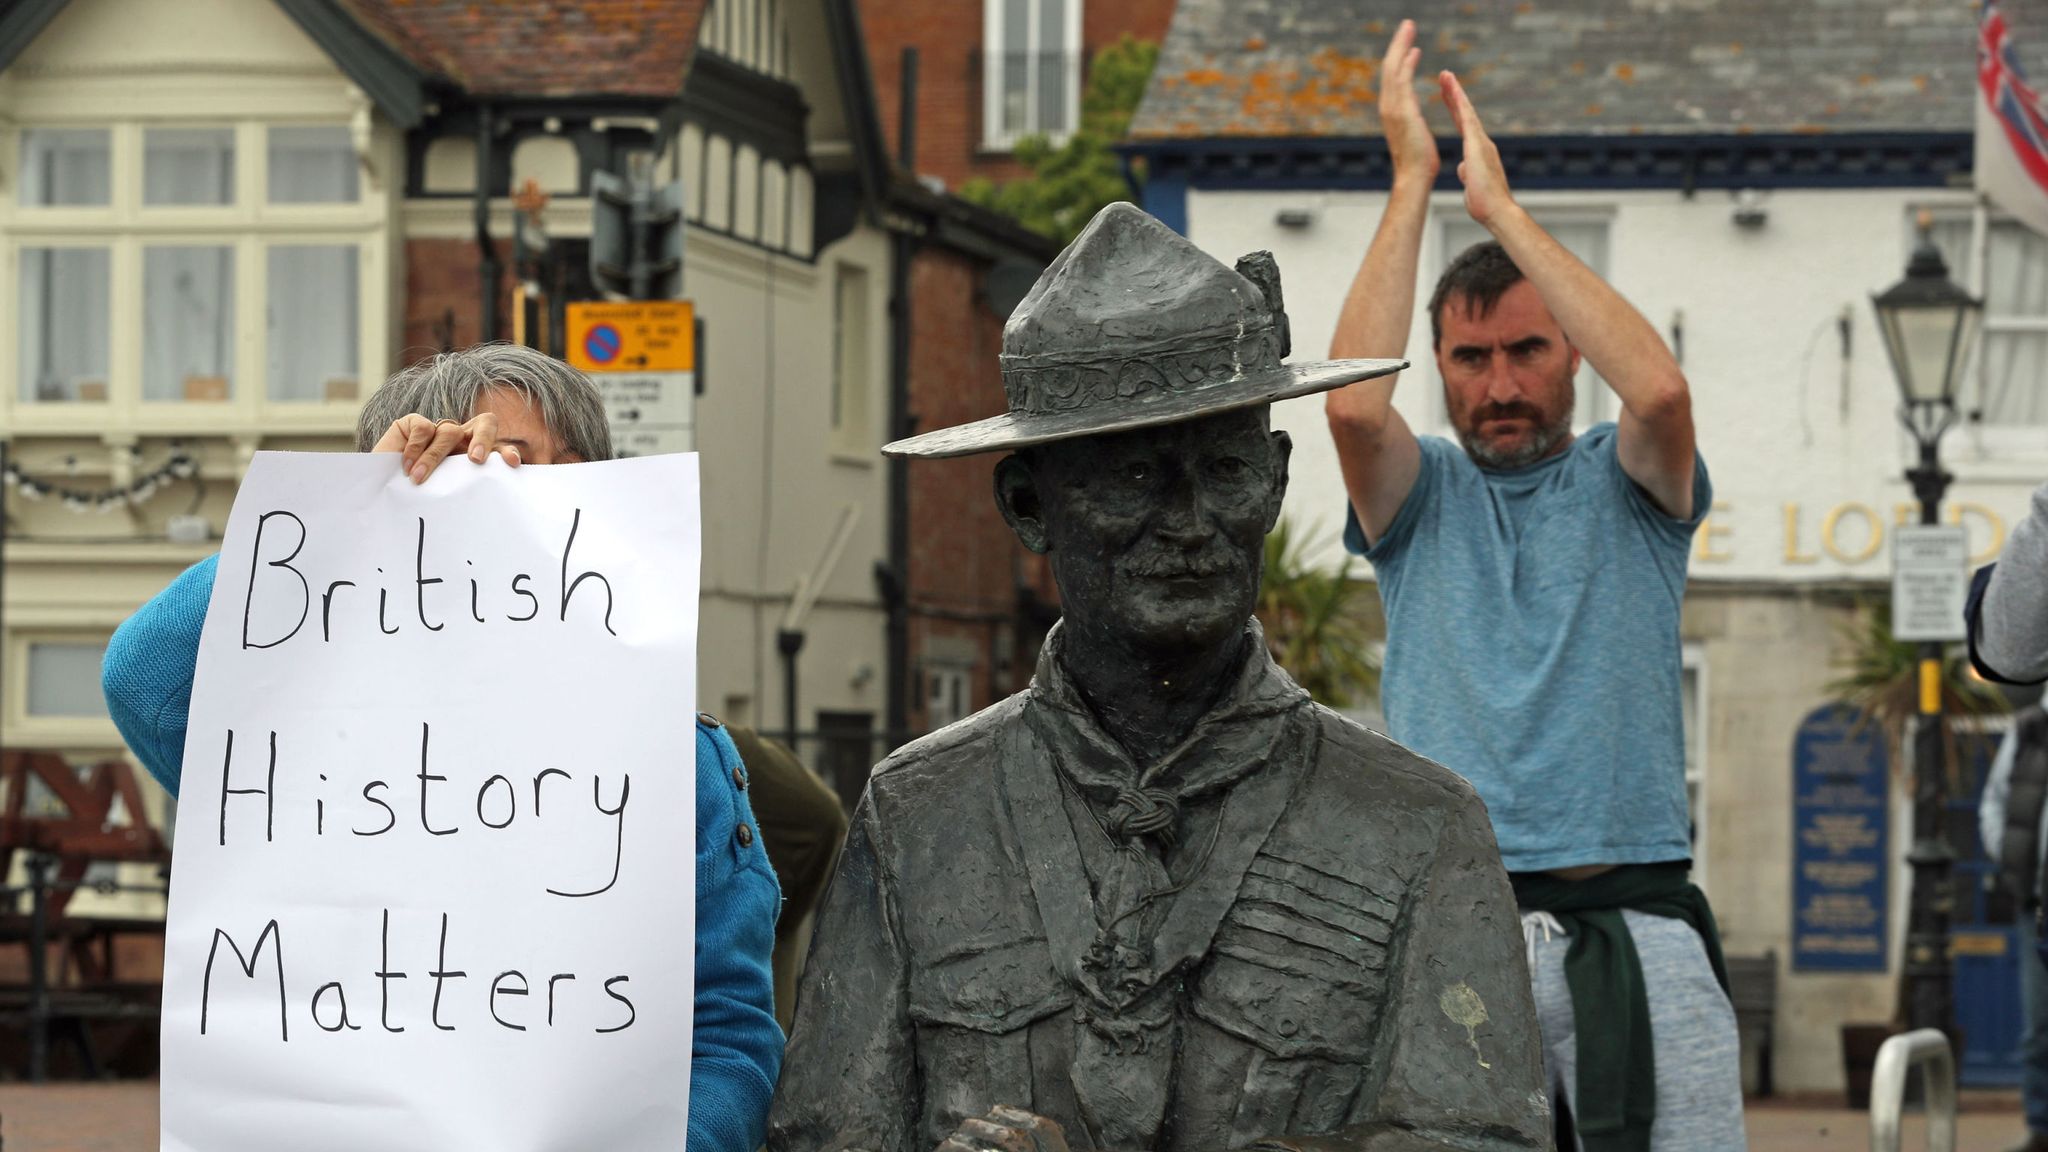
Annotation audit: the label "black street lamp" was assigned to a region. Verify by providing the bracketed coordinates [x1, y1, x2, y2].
[1870, 211, 1983, 1039]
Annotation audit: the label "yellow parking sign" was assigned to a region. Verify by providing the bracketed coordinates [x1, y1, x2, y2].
[566, 300, 695, 373]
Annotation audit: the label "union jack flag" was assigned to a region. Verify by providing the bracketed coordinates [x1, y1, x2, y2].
[1980, 2, 2048, 234]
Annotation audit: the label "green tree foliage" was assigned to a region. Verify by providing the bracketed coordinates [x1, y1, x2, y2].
[1255, 518, 1382, 708]
[960, 36, 1160, 245]
[1827, 595, 2007, 782]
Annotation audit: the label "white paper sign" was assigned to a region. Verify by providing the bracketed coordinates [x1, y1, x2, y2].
[159, 451, 700, 1152]
[1893, 523, 1970, 643]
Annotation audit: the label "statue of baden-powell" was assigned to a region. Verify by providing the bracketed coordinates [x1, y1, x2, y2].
[769, 204, 1551, 1152]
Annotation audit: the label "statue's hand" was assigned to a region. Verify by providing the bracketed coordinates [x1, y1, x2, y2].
[935, 1106, 1071, 1152]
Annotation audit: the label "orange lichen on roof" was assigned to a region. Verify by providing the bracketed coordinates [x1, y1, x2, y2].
[1585, 103, 1604, 115]
[1730, 42, 1744, 54]
[1182, 68, 1231, 86]
[1215, 47, 1383, 134]
[1516, 1, 1535, 11]
[1858, 73, 1877, 85]
[1914, 75, 1930, 91]
[1614, 62, 1635, 82]
[1245, 36, 1267, 51]
[1570, 60, 1587, 74]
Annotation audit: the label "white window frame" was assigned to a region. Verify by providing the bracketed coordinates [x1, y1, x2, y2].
[830, 261, 874, 460]
[1429, 198, 1617, 437]
[5, 628, 120, 750]
[1921, 201, 2048, 465]
[0, 118, 387, 439]
[924, 663, 974, 731]
[982, 0, 1084, 151]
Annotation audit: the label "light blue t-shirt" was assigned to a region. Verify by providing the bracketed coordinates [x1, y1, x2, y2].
[1344, 423, 1710, 872]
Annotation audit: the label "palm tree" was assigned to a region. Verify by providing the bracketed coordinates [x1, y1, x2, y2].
[1256, 518, 1382, 709]
[1827, 595, 2006, 786]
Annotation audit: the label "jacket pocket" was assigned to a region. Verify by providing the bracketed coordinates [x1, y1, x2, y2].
[908, 936, 1071, 1033]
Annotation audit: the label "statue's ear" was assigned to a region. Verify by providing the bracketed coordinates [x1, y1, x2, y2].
[1264, 429, 1292, 532]
[995, 454, 1051, 554]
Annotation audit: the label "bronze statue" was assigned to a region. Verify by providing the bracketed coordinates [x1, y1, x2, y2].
[768, 204, 1552, 1152]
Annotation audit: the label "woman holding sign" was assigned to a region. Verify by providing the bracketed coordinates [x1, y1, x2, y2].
[103, 344, 783, 1152]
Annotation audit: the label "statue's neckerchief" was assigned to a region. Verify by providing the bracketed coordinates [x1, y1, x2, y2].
[1004, 621, 1315, 1149]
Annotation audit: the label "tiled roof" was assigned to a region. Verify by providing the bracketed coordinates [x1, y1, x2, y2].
[341, 0, 706, 98]
[1132, 0, 2024, 142]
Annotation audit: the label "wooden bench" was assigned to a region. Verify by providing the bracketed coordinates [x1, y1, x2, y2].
[1725, 950, 1778, 1097]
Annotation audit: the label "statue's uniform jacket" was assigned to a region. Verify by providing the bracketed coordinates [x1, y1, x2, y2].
[768, 635, 1552, 1152]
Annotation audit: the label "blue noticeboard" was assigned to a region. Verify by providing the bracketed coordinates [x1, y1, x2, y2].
[1792, 705, 1891, 972]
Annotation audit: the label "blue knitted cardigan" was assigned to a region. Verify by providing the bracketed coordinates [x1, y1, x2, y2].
[103, 555, 784, 1152]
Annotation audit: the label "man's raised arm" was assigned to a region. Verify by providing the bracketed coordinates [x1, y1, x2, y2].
[1438, 71, 1696, 518]
[1326, 20, 1431, 546]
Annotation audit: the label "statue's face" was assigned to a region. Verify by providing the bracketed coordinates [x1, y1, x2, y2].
[999, 407, 1290, 660]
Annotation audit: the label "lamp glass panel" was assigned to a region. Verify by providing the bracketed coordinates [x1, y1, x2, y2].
[1951, 306, 1985, 399]
[1882, 305, 1965, 403]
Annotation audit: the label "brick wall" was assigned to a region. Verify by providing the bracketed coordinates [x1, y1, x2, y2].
[861, 0, 1178, 193]
[904, 243, 1057, 731]
[402, 237, 518, 361]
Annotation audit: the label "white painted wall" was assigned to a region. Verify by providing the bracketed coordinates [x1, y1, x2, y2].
[684, 225, 892, 737]
[1187, 185, 2047, 581]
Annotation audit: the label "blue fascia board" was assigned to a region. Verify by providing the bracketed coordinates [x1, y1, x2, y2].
[1121, 132, 1974, 192]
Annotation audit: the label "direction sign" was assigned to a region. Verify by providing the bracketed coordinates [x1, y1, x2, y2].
[1893, 524, 1969, 642]
[593, 371, 695, 458]
[566, 300, 695, 373]
[612, 426, 696, 459]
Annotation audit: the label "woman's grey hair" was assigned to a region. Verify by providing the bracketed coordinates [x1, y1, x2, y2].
[354, 343, 614, 461]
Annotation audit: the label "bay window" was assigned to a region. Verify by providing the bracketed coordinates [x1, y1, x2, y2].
[4, 119, 381, 420]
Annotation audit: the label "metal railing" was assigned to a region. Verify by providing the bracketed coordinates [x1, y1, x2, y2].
[1868, 1028, 1957, 1152]
[0, 853, 170, 1082]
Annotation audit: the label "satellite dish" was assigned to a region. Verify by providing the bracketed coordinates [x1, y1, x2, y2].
[983, 259, 1043, 321]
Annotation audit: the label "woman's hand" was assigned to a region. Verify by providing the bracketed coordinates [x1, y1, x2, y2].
[371, 412, 521, 484]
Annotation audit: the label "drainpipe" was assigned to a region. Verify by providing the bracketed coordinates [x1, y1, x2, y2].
[475, 104, 500, 344]
[883, 48, 918, 741]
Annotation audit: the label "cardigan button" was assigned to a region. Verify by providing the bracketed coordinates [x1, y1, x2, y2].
[733, 766, 748, 790]
[737, 823, 755, 847]
[697, 712, 722, 728]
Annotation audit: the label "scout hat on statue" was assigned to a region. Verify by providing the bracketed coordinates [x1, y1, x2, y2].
[883, 202, 1405, 458]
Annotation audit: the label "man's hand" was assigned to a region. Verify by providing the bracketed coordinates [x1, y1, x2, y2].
[935, 1107, 1071, 1152]
[1439, 70, 1515, 230]
[370, 412, 522, 484]
[1378, 21, 1437, 189]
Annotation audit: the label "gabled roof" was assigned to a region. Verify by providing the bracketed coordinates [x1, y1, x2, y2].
[1132, 0, 1993, 143]
[334, 0, 706, 99]
[0, 1, 707, 121]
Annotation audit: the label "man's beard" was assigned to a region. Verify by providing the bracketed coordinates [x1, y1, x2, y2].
[1453, 389, 1574, 470]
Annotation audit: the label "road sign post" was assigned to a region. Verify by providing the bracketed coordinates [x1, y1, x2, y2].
[567, 300, 697, 457]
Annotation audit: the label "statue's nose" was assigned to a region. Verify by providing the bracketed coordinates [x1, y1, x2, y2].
[1154, 472, 1210, 543]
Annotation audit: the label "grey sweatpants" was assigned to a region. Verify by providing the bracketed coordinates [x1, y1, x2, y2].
[1526, 908, 1749, 1151]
